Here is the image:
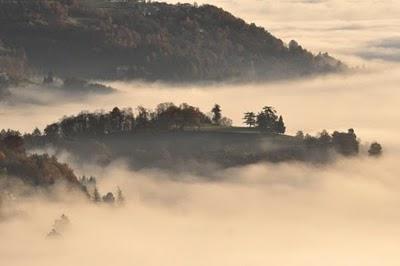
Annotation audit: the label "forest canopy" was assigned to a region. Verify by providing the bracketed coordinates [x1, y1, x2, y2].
[0, 0, 346, 82]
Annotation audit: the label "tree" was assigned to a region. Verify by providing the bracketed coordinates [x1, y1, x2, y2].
[136, 106, 150, 129]
[102, 192, 115, 203]
[332, 129, 359, 156]
[211, 104, 222, 125]
[93, 187, 101, 202]
[256, 106, 278, 133]
[243, 112, 256, 127]
[368, 142, 382, 157]
[318, 130, 332, 146]
[295, 131, 304, 140]
[3, 134, 24, 153]
[116, 187, 125, 204]
[110, 107, 122, 133]
[44, 123, 60, 139]
[219, 117, 233, 127]
[32, 127, 42, 137]
[289, 40, 300, 51]
[275, 115, 286, 134]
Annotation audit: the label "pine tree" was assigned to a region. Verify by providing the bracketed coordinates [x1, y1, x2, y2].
[211, 104, 222, 125]
[256, 106, 277, 133]
[275, 116, 286, 134]
[243, 112, 256, 127]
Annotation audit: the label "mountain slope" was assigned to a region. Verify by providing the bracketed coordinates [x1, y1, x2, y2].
[0, 0, 346, 81]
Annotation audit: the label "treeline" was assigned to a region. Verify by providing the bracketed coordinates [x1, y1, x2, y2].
[31, 103, 229, 139]
[0, 129, 128, 202]
[243, 106, 286, 134]
[79, 175, 125, 205]
[0, 0, 346, 81]
[298, 129, 360, 156]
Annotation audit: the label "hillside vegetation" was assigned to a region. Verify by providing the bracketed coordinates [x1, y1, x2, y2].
[0, 0, 346, 82]
[23, 104, 363, 171]
[0, 130, 79, 186]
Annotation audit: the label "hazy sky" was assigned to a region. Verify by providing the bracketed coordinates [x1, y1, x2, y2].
[166, 0, 400, 22]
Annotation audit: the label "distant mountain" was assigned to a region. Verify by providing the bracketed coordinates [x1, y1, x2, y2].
[0, 0, 346, 82]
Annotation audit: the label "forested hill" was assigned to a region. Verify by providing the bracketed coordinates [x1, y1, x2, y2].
[0, 0, 346, 82]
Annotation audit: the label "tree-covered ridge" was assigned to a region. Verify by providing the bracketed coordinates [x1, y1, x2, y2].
[0, 130, 78, 186]
[19, 103, 383, 171]
[40, 103, 228, 139]
[0, 0, 346, 81]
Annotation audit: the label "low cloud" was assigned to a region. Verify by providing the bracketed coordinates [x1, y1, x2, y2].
[1, 154, 400, 266]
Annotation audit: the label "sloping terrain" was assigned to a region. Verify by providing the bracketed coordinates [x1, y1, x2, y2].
[0, 0, 346, 81]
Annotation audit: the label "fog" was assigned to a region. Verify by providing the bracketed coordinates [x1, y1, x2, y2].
[1, 1, 400, 265]
[2, 155, 400, 266]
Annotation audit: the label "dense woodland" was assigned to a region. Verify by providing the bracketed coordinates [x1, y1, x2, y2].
[0, 129, 124, 204]
[38, 103, 228, 139]
[0, 130, 78, 185]
[0, 0, 346, 82]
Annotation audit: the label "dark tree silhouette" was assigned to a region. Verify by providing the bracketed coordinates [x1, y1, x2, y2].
[3, 134, 24, 153]
[318, 130, 332, 146]
[44, 123, 60, 139]
[256, 106, 278, 133]
[211, 104, 222, 125]
[93, 187, 101, 203]
[136, 106, 151, 129]
[275, 115, 286, 134]
[102, 192, 115, 203]
[39, 104, 212, 138]
[332, 129, 359, 156]
[32, 127, 42, 137]
[295, 131, 305, 140]
[243, 112, 256, 127]
[368, 142, 383, 156]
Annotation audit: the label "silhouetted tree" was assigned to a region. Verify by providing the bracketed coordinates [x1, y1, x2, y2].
[93, 187, 101, 202]
[332, 128, 359, 156]
[3, 134, 24, 153]
[295, 131, 304, 140]
[44, 123, 60, 139]
[136, 106, 150, 129]
[211, 104, 222, 125]
[110, 107, 122, 133]
[318, 130, 332, 146]
[219, 117, 233, 127]
[243, 112, 256, 127]
[256, 106, 278, 133]
[102, 192, 115, 203]
[32, 127, 42, 137]
[368, 142, 382, 157]
[275, 115, 286, 134]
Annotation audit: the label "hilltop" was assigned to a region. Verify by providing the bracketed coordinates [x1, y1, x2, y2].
[0, 0, 346, 82]
[23, 104, 368, 172]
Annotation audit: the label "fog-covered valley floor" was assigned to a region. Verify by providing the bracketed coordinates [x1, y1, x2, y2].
[1, 1, 400, 265]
